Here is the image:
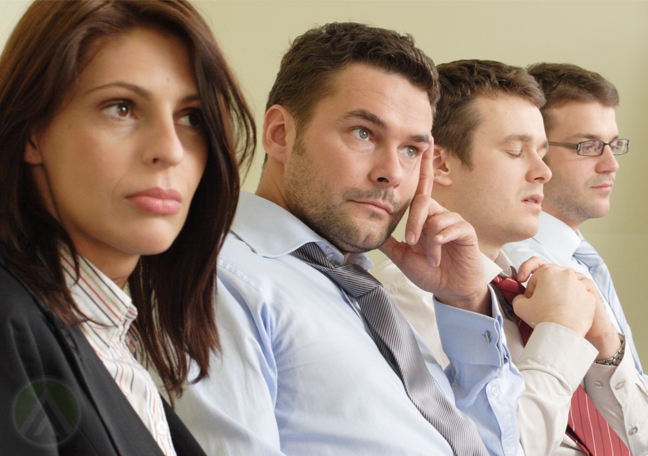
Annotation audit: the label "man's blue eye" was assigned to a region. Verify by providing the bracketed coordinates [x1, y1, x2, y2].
[353, 128, 370, 140]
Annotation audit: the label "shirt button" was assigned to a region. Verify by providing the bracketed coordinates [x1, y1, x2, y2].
[594, 381, 603, 389]
[615, 381, 625, 390]
[485, 331, 492, 343]
[629, 426, 638, 435]
[157, 420, 168, 435]
[491, 386, 499, 396]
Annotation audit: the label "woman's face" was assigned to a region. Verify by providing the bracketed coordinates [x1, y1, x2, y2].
[25, 27, 207, 281]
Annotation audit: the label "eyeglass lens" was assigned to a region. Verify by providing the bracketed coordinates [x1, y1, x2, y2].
[580, 139, 629, 155]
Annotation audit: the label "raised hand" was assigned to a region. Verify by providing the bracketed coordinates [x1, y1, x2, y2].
[516, 256, 547, 283]
[380, 147, 489, 315]
[513, 264, 597, 337]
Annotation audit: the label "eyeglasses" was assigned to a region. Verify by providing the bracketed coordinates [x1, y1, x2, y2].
[548, 139, 629, 156]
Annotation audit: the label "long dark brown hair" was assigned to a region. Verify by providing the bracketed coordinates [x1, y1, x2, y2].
[0, 0, 256, 397]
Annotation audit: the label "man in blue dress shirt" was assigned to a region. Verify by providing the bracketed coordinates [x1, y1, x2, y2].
[176, 23, 525, 456]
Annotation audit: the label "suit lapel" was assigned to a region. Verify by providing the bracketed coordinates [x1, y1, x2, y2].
[162, 398, 206, 456]
[41, 301, 165, 456]
[1, 254, 203, 455]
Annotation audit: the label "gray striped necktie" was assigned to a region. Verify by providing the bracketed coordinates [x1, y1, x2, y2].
[292, 243, 488, 456]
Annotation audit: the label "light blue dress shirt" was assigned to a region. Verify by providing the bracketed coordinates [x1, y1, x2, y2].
[176, 192, 524, 456]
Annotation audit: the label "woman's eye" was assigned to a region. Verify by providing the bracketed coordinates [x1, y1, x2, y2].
[352, 128, 370, 140]
[105, 102, 133, 119]
[178, 111, 203, 128]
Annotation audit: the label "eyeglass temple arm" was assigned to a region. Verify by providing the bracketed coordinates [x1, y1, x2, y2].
[548, 141, 580, 151]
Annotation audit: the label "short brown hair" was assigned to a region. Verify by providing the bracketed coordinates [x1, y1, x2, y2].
[433, 59, 544, 167]
[266, 22, 439, 132]
[527, 63, 619, 133]
[0, 0, 256, 397]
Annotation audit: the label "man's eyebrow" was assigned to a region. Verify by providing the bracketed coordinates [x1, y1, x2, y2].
[502, 134, 549, 149]
[502, 133, 534, 143]
[342, 109, 387, 129]
[85, 81, 200, 104]
[567, 132, 619, 141]
[409, 133, 431, 145]
[342, 108, 431, 144]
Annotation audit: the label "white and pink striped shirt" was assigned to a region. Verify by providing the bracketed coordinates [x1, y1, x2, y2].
[60, 251, 176, 456]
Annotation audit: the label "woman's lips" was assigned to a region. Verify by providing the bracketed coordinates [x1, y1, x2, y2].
[125, 187, 182, 214]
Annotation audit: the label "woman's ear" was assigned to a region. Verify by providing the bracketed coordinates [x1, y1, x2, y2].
[24, 134, 43, 165]
[433, 144, 453, 187]
[262, 105, 295, 165]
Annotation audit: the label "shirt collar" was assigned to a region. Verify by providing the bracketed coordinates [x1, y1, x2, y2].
[482, 250, 514, 283]
[534, 211, 583, 260]
[483, 250, 519, 322]
[60, 249, 137, 344]
[232, 192, 374, 270]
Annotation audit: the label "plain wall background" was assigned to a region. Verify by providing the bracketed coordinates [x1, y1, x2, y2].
[2, 0, 647, 360]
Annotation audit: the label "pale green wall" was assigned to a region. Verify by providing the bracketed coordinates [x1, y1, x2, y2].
[2, 1, 647, 360]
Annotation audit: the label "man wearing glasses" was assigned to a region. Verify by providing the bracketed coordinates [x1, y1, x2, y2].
[505, 63, 648, 454]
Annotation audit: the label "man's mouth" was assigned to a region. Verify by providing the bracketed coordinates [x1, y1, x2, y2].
[522, 194, 543, 205]
[351, 200, 394, 216]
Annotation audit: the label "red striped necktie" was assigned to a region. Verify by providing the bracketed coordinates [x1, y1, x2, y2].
[491, 274, 631, 456]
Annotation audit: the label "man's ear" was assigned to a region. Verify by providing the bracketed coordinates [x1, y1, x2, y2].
[433, 144, 453, 187]
[24, 134, 43, 165]
[262, 105, 295, 165]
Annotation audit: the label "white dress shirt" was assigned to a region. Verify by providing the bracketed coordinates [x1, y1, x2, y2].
[61, 251, 176, 456]
[175, 192, 525, 456]
[374, 250, 648, 456]
[503, 212, 626, 334]
[503, 211, 648, 454]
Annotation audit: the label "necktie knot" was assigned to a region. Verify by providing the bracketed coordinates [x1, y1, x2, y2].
[490, 274, 530, 341]
[290, 243, 380, 299]
[327, 264, 381, 300]
[491, 274, 525, 303]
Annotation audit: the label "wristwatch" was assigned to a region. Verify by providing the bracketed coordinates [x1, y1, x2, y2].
[595, 334, 626, 367]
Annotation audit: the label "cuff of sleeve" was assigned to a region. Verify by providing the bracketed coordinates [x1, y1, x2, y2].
[585, 345, 643, 405]
[517, 322, 597, 392]
[435, 286, 504, 367]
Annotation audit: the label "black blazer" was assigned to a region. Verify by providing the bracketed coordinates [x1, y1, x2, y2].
[0, 255, 206, 455]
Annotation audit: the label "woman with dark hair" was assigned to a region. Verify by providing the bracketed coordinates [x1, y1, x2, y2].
[0, 1, 255, 454]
